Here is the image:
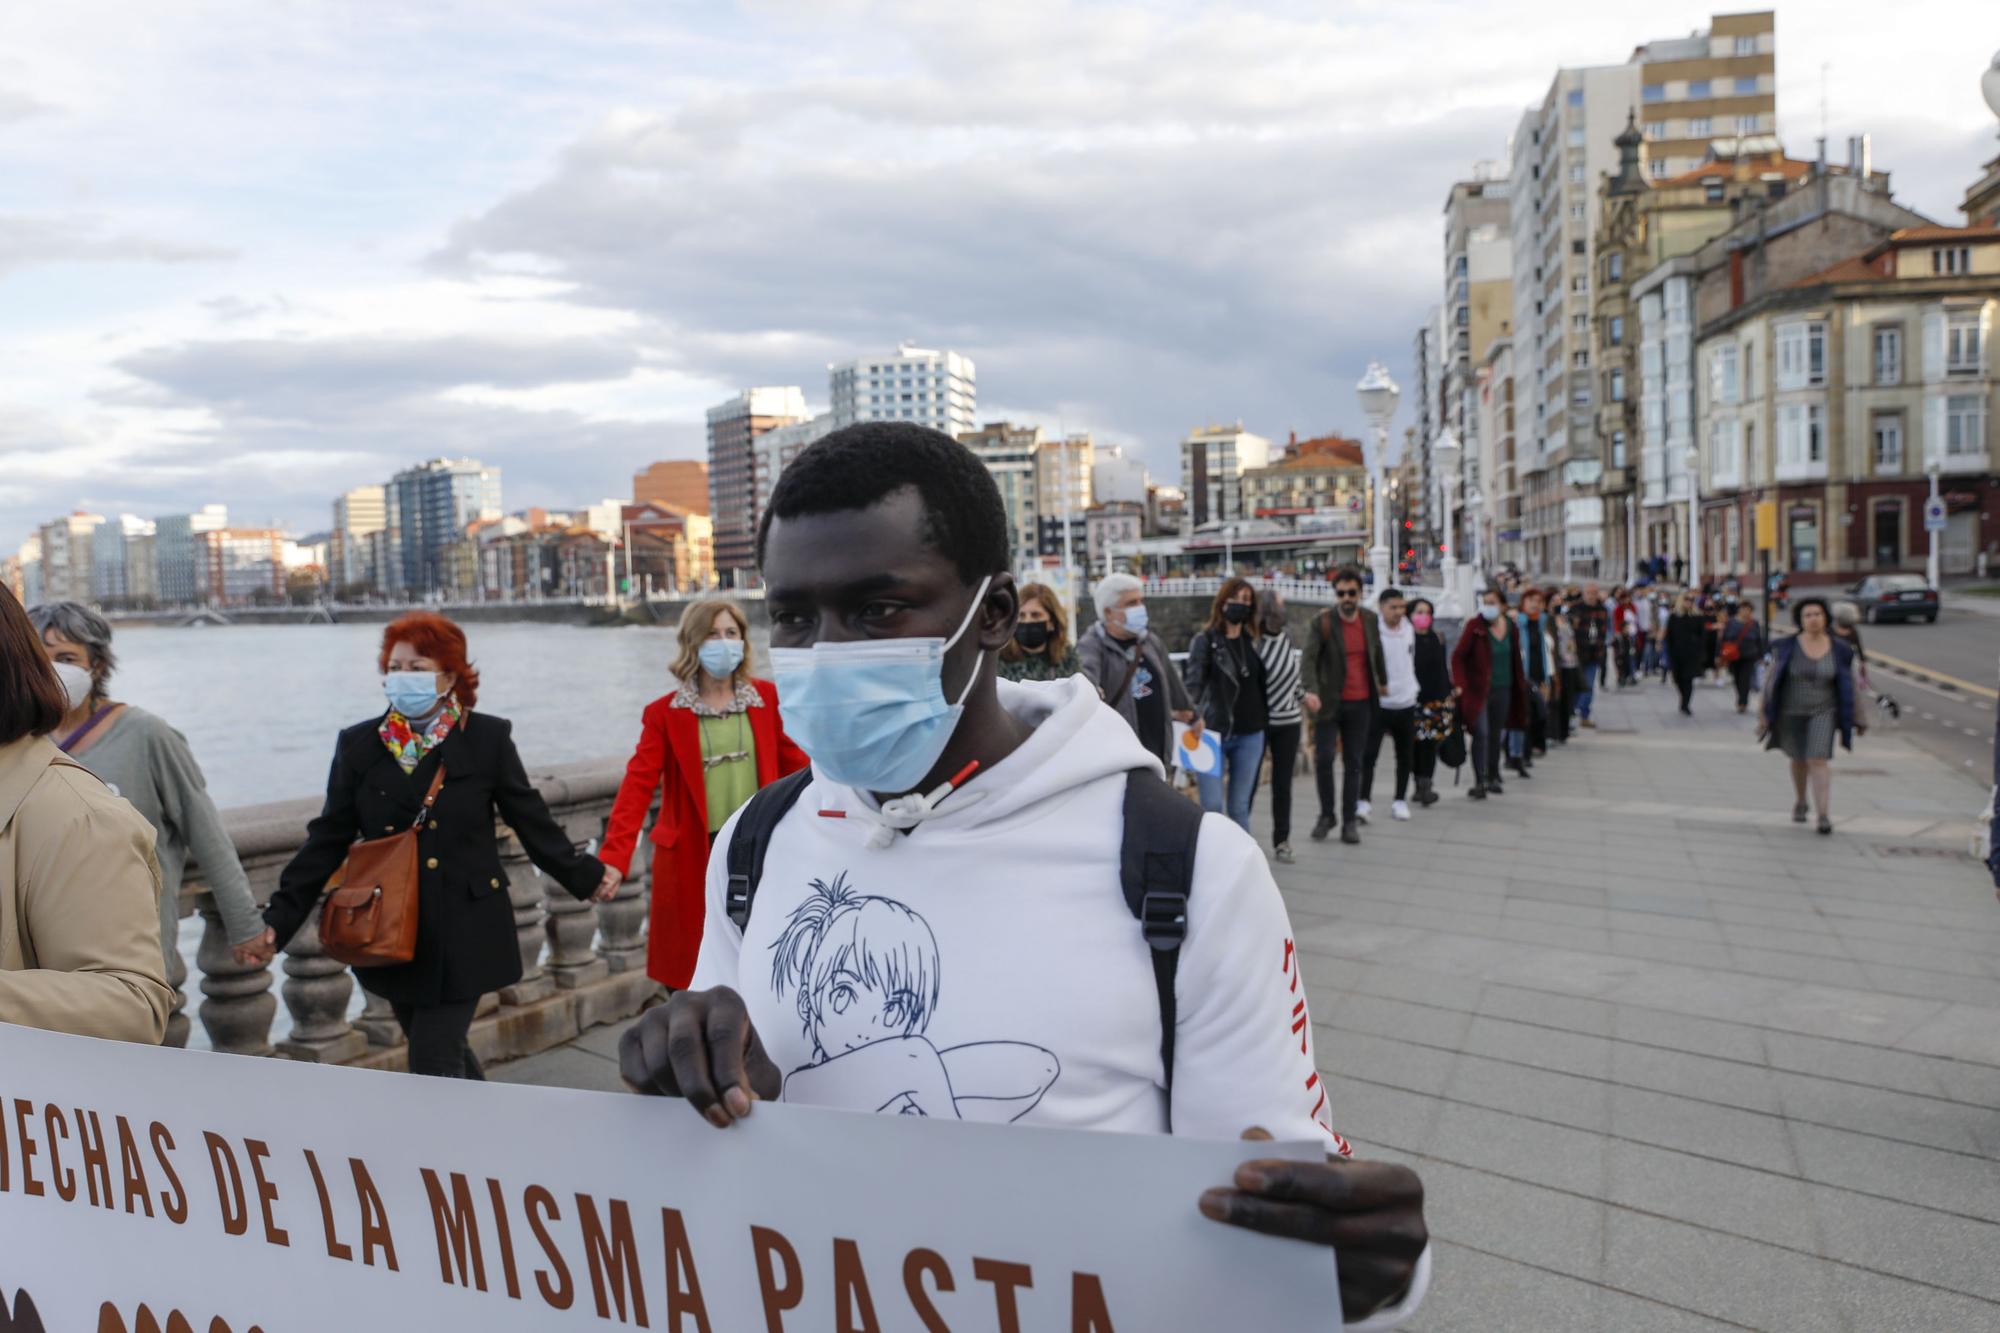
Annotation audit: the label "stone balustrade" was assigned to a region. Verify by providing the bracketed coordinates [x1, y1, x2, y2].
[176, 758, 660, 1069]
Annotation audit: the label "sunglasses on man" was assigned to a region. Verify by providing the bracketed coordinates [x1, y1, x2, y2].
[1333, 587, 1360, 599]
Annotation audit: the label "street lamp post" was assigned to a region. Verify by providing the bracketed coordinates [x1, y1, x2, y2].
[1464, 487, 1484, 608]
[1926, 458, 1943, 589]
[1625, 491, 1637, 587]
[1684, 445, 1701, 590]
[1431, 428, 1462, 615]
[1357, 362, 1401, 605]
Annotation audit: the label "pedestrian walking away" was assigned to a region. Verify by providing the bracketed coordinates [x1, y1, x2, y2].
[1251, 589, 1305, 861]
[251, 613, 614, 1078]
[1572, 582, 1609, 727]
[29, 601, 265, 1014]
[1719, 601, 1766, 713]
[1362, 586, 1418, 822]
[1830, 601, 1876, 732]
[1758, 597, 1859, 836]
[1547, 587, 1579, 745]
[1184, 578, 1271, 834]
[1408, 598, 1455, 806]
[616, 423, 1432, 1328]
[998, 581, 1082, 682]
[0, 583, 173, 1045]
[1076, 572, 1198, 771]
[1452, 587, 1529, 799]
[1300, 566, 1386, 845]
[1666, 591, 1709, 715]
[599, 597, 811, 991]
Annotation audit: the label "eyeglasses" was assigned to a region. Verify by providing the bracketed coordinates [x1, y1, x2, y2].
[1334, 588, 1360, 599]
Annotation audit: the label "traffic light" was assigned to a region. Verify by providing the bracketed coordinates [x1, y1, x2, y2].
[1403, 519, 1413, 530]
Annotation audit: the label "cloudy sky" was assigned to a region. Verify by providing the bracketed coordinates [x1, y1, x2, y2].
[4, 1, 1995, 549]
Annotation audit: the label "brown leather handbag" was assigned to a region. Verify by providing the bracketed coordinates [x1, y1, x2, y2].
[319, 766, 445, 967]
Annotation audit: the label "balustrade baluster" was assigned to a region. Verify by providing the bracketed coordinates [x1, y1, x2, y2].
[275, 908, 368, 1063]
[195, 900, 275, 1056]
[543, 867, 608, 989]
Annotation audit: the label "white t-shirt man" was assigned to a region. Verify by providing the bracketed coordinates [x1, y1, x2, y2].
[1378, 618, 1419, 711]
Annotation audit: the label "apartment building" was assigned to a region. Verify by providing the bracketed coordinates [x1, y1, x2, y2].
[1240, 435, 1366, 518]
[330, 485, 387, 596]
[152, 505, 228, 606]
[751, 411, 836, 522]
[1441, 168, 1514, 557]
[386, 458, 502, 595]
[959, 421, 1045, 567]
[1475, 339, 1519, 568]
[1694, 224, 1999, 583]
[829, 343, 976, 436]
[89, 514, 156, 606]
[633, 460, 710, 516]
[1180, 424, 1273, 528]
[1633, 11, 1778, 181]
[705, 387, 808, 585]
[1407, 320, 1440, 547]
[196, 528, 286, 605]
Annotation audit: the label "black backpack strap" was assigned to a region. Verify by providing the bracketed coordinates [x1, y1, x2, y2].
[724, 768, 815, 930]
[1118, 768, 1203, 1128]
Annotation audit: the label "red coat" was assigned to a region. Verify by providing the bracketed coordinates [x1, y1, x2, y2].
[1450, 619, 1530, 730]
[601, 680, 809, 989]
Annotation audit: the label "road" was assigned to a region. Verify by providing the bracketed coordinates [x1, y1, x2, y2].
[1839, 600, 1996, 784]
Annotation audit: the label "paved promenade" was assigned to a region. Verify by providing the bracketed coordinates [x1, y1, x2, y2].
[497, 679, 2000, 1332]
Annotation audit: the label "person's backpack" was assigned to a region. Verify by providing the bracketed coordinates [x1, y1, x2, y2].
[723, 766, 1203, 1123]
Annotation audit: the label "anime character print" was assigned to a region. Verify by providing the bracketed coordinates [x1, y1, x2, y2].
[768, 873, 1059, 1122]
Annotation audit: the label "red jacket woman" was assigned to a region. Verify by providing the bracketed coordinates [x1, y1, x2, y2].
[1450, 608, 1530, 730]
[601, 600, 808, 989]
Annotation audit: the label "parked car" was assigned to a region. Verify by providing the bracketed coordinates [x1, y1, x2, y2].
[1845, 573, 1939, 623]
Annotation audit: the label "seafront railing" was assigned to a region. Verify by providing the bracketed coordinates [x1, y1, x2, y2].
[176, 758, 656, 1067]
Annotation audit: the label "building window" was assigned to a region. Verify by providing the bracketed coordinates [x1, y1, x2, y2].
[1568, 163, 1585, 184]
[1608, 252, 1624, 281]
[1775, 321, 1827, 388]
[1947, 394, 1986, 456]
[1777, 403, 1826, 469]
[1688, 80, 1712, 98]
[1932, 247, 1971, 275]
[1736, 114, 1760, 134]
[1573, 350, 1590, 370]
[1745, 422, 1760, 477]
[1946, 314, 1983, 373]
[1688, 116, 1712, 136]
[1710, 344, 1741, 405]
[1734, 35, 1757, 55]
[1872, 413, 1903, 472]
[1610, 369, 1626, 401]
[1705, 181, 1726, 202]
[1608, 315, 1625, 345]
[1566, 88, 1583, 108]
[1643, 120, 1664, 141]
[1573, 386, 1593, 408]
[1650, 160, 1669, 179]
[1643, 84, 1665, 103]
[1612, 429, 1628, 467]
[1569, 203, 1585, 223]
[1567, 126, 1585, 147]
[1736, 75, 1760, 94]
[1872, 326, 1902, 385]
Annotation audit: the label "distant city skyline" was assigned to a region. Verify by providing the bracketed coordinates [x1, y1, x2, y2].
[3, 2, 1995, 545]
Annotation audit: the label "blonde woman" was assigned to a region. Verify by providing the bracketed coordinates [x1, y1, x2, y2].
[601, 599, 809, 989]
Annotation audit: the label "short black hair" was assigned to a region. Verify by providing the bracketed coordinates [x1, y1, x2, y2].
[1379, 586, 1405, 603]
[1792, 595, 1831, 629]
[1331, 565, 1364, 588]
[757, 422, 1010, 584]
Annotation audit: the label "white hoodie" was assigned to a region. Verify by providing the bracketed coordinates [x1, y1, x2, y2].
[693, 675, 1430, 1329]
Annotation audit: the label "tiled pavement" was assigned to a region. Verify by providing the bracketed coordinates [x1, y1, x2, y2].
[495, 676, 2000, 1332]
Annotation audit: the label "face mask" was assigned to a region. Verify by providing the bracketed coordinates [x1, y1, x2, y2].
[1223, 602, 1253, 625]
[1479, 603, 1502, 622]
[1410, 613, 1433, 632]
[384, 672, 442, 717]
[699, 639, 745, 678]
[771, 576, 992, 794]
[1013, 622, 1052, 652]
[52, 662, 94, 711]
[1119, 604, 1149, 637]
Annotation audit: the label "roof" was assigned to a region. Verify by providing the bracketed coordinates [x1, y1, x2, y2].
[1281, 434, 1365, 467]
[1656, 154, 1813, 190]
[1789, 224, 2000, 290]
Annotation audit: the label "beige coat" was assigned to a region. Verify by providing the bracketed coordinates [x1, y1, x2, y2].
[0, 734, 172, 1043]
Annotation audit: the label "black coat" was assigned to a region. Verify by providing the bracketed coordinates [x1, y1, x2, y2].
[1666, 613, 1709, 672]
[1183, 627, 1268, 736]
[264, 711, 604, 1007]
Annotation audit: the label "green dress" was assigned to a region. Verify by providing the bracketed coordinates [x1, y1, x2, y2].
[698, 711, 759, 834]
[999, 647, 1081, 682]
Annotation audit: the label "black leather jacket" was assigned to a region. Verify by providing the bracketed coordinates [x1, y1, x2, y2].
[1183, 627, 1267, 736]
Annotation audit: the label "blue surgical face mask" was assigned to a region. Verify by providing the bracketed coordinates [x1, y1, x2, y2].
[699, 639, 745, 678]
[1479, 603, 1502, 622]
[771, 576, 993, 794]
[1120, 603, 1149, 637]
[384, 672, 442, 717]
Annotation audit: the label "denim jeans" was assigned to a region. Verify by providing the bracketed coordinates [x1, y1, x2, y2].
[1198, 730, 1267, 833]
[1574, 660, 1599, 720]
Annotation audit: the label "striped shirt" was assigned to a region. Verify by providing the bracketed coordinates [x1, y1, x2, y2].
[1257, 630, 1304, 725]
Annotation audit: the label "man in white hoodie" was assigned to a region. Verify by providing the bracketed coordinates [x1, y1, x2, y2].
[1360, 587, 1419, 822]
[620, 423, 1429, 1328]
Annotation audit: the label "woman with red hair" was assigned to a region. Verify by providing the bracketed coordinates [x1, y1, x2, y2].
[250, 613, 614, 1077]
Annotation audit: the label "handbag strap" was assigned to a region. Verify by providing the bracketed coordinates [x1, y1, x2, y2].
[409, 764, 446, 830]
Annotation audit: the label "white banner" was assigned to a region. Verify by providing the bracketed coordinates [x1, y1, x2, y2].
[0, 1022, 1336, 1331]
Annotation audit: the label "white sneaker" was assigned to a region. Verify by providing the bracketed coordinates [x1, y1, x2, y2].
[1356, 799, 1372, 823]
[1392, 800, 1411, 821]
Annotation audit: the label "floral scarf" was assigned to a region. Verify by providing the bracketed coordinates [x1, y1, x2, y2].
[381, 699, 462, 773]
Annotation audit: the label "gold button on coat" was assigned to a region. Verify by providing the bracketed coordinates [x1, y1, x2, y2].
[490, 877, 501, 888]
[425, 857, 439, 869]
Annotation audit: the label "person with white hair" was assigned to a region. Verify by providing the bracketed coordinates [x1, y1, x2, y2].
[30, 601, 266, 1009]
[1075, 572, 1197, 769]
